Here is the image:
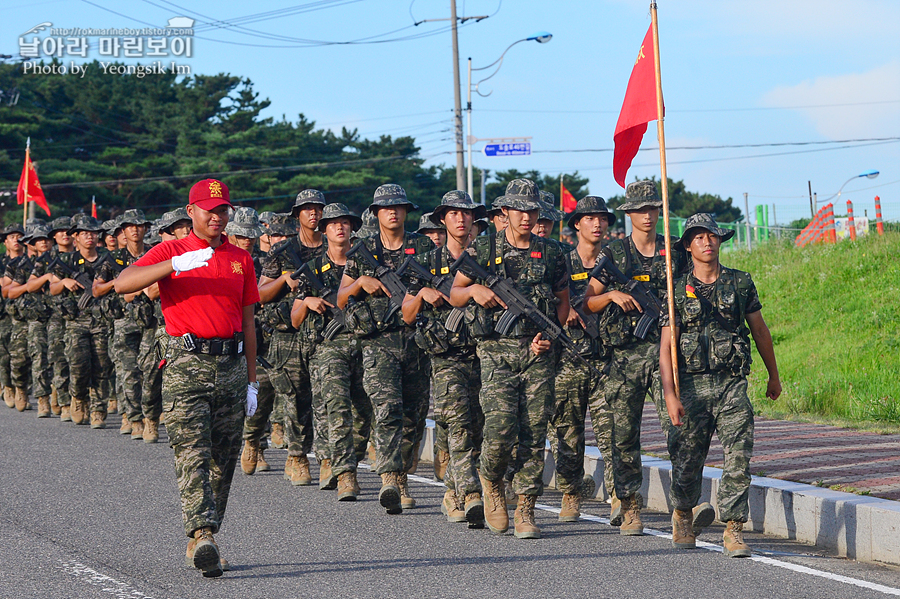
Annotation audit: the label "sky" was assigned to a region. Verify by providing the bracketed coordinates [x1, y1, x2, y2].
[2, 0, 899, 227]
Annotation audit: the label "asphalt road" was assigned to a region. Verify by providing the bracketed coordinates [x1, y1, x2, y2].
[1, 406, 898, 599]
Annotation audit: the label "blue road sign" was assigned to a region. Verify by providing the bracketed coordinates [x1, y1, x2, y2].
[483, 142, 531, 157]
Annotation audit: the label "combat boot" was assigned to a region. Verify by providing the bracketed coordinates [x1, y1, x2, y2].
[619, 493, 644, 536]
[337, 471, 359, 501]
[241, 439, 259, 475]
[672, 509, 696, 549]
[270, 422, 285, 448]
[441, 489, 466, 522]
[71, 398, 87, 425]
[692, 502, 716, 536]
[3, 387, 14, 408]
[108, 398, 118, 414]
[187, 535, 229, 573]
[609, 491, 624, 527]
[256, 449, 271, 472]
[398, 472, 415, 509]
[90, 411, 106, 429]
[50, 388, 61, 415]
[723, 521, 751, 558]
[292, 455, 312, 486]
[319, 458, 337, 490]
[433, 448, 450, 482]
[409, 441, 420, 474]
[580, 475, 597, 500]
[130, 419, 144, 440]
[559, 492, 582, 522]
[513, 495, 541, 539]
[366, 442, 377, 464]
[504, 480, 518, 509]
[37, 396, 51, 418]
[283, 455, 297, 480]
[190, 527, 223, 578]
[60, 404, 71, 422]
[379, 472, 402, 514]
[119, 414, 132, 434]
[14, 388, 31, 412]
[143, 418, 159, 443]
[480, 475, 508, 534]
[464, 492, 484, 527]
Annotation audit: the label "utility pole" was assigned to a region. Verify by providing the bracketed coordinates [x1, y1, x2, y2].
[808, 180, 814, 218]
[450, 0, 465, 190]
[744, 192, 751, 251]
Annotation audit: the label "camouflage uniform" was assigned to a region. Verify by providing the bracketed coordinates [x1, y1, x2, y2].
[46, 217, 74, 409]
[241, 245, 277, 446]
[139, 297, 164, 421]
[26, 236, 58, 402]
[6, 254, 34, 393]
[0, 225, 26, 395]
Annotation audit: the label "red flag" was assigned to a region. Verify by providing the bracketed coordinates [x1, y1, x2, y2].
[91, 197, 97, 218]
[613, 24, 663, 188]
[16, 152, 51, 216]
[560, 183, 577, 213]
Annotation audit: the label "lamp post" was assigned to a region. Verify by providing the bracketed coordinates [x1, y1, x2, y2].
[818, 169, 880, 205]
[466, 32, 552, 199]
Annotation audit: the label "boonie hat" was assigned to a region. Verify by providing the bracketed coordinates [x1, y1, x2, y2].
[616, 180, 662, 212]
[353, 207, 378, 240]
[224, 207, 265, 239]
[159, 208, 191, 235]
[291, 189, 327, 216]
[567, 196, 617, 230]
[679, 213, 735, 248]
[0, 224, 25, 243]
[266, 213, 297, 237]
[258, 211, 274, 226]
[316, 203, 361, 232]
[537, 191, 565, 222]
[49, 216, 73, 235]
[432, 190, 487, 222]
[27, 223, 52, 242]
[189, 179, 232, 211]
[69, 214, 105, 234]
[118, 209, 151, 228]
[370, 184, 418, 212]
[495, 179, 541, 212]
[416, 212, 445, 233]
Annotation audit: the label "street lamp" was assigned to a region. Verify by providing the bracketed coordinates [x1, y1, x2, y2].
[818, 169, 880, 204]
[466, 32, 552, 199]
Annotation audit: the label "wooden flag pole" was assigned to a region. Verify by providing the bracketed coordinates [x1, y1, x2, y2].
[650, 2, 679, 397]
[23, 137, 30, 228]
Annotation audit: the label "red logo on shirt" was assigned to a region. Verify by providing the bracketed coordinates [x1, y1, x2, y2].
[530, 251, 542, 259]
[659, 249, 666, 256]
[404, 248, 416, 254]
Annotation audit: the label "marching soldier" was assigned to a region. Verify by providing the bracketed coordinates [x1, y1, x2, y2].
[45, 217, 74, 416]
[0, 225, 25, 409]
[416, 212, 446, 248]
[22, 223, 57, 418]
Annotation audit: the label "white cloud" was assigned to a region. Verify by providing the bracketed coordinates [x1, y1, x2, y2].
[760, 61, 900, 139]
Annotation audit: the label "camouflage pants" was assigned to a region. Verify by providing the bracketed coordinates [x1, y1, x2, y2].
[65, 314, 111, 413]
[668, 371, 754, 523]
[311, 336, 372, 475]
[242, 333, 276, 443]
[138, 326, 163, 421]
[162, 345, 246, 538]
[476, 337, 555, 497]
[605, 339, 672, 501]
[0, 317, 11, 389]
[431, 352, 483, 496]
[27, 320, 52, 398]
[9, 318, 30, 390]
[113, 318, 144, 423]
[48, 315, 70, 407]
[268, 330, 314, 458]
[361, 329, 429, 475]
[550, 354, 612, 496]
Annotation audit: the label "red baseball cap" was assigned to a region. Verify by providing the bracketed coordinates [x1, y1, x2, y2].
[189, 179, 232, 211]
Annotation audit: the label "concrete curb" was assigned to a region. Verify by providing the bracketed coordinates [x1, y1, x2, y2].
[418, 420, 900, 567]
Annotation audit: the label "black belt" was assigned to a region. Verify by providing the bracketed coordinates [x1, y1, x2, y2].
[180, 332, 245, 356]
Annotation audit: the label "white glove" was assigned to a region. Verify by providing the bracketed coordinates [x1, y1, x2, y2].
[171, 247, 214, 275]
[245, 384, 258, 417]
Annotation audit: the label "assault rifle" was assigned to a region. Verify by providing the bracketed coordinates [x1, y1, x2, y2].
[394, 257, 465, 333]
[345, 241, 409, 323]
[452, 252, 604, 379]
[571, 294, 600, 340]
[48, 253, 109, 312]
[290, 263, 345, 340]
[587, 254, 662, 340]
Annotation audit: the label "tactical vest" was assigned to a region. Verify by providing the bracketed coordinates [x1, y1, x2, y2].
[261, 238, 325, 333]
[56, 251, 107, 320]
[564, 248, 600, 357]
[299, 253, 345, 344]
[673, 267, 753, 376]
[413, 245, 474, 356]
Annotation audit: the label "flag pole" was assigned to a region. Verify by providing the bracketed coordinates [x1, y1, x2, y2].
[650, 2, 679, 397]
[23, 138, 30, 228]
[559, 174, 564, 242]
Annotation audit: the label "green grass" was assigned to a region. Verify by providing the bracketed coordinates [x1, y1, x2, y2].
[723, 233, 900, 432]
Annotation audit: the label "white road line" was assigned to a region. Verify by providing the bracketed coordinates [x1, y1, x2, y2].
[59, 560, 155, 599]
[402, 471, 900, 597]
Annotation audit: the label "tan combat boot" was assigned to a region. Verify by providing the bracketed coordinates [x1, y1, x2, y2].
[270, 422, 285, 448]
[319, 458, 337, 490]
[3, 387, 14, 408]
[187, 533, 229, 573]
[692, 502, 716, 536]
[190, 528, 223, 578]
[14, 388, 31, 412]
[480, 475, 508, 534]
[90, 411, 106, 429]
[464, 492, 484, 527]
[580, 475, 597, 501]
[672, 509, 696, 549]
[723, 521, 751, 558]
[108, 397, 118, 414]
[60, 404, 71, 422]
[257, 449, 271, 472]
[379, 472, 402, 514]
[37, 396, 51, 418]
[119, 414, 132, 435]
[619, 493, 644, 536]
[71, 399, 87, 425]
[50, 389, 61, 415]
[241, 439, 259, 475]
[292, 455, 312, 486]
[143, 418, 159, 443]
[433, 448, 450, 482]
[337, 471, 359, 502]
[559, 492, 582, 522]
[398, 472, 415, 509]
[441, 489, 466, 522]
[283, 455, 297, 480]
[513, 494, 541, 539]
[130, 418, 144, 440]
[609, 490, 623, 527]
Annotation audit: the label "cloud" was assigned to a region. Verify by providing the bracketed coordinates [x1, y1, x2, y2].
[760, 61, 900, 139]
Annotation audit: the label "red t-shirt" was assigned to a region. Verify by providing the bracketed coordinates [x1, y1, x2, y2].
[134, 232, 260, 338]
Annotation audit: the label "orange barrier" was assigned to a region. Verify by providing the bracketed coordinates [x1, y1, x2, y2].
[821, 203, 836, 244]
[795, 203, 835, 247]
[847, 200, 857, 241]
[875, 196, 884, 236]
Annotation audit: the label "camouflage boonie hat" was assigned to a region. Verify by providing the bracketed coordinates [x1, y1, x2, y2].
[100, 218, 120, 236]
[617, 180, 662, 211]
[69, 214, 105, 234]
[258, 211, 274, 226]
[317, 203, 361, 232]
[158, 207, 191, 234]
[486, 196, 505, 218]
[26, 223, 52, 242]
[267, 213, 297, 237]
[353, 207, 378, 239]
[370, 183, 418, 212]
[0, 223, 25, 242]
[146, 227, 161, 246]
[679, 213, 735, 248]
[537, 191, 565, 222]
[416, 212, 445, 233]
[49, 216, 73, 235]
[567, 195, 617, 229]
[224, 207, 265, 239]
[495, 178, 541, 212]
[291, 189, 327, 216]
[118, 208, 151, 227]
[432, 190, 487, 221]
[474, 217, 489, 235]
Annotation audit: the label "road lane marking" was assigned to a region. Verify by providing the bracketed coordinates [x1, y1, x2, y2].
[59, 560, 155, 599]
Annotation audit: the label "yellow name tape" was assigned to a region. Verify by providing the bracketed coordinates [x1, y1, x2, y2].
[571, 272, 588, 281]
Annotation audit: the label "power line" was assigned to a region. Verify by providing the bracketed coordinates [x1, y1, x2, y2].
[531, 136, 900, 154]
[479, 99, 900, 116]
